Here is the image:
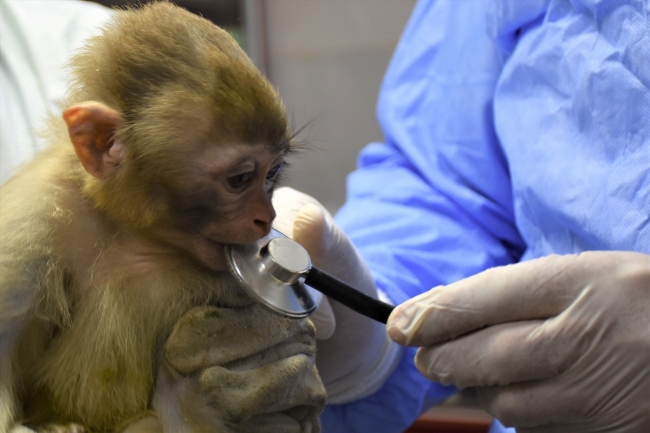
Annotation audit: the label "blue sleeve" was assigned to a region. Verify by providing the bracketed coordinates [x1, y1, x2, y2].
[323, 0, 529, 431]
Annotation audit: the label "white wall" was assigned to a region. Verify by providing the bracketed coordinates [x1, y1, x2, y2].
[261, 0, 417, 212]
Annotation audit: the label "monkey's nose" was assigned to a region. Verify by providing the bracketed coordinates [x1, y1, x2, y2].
[254, 219, 272, 235]
[249, 192, 275, 238]
[251, 207, 275, 238]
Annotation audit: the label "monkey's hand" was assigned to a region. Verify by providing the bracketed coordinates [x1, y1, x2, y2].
[153, 304, 326, 433]
[272, 187, 402, 404]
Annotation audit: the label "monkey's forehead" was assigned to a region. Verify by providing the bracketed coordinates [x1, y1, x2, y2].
[193, 143, 287, 171]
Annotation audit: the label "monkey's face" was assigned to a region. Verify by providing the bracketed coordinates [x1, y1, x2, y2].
[159, 142, 287, 272]
[63, 101, 291, 273]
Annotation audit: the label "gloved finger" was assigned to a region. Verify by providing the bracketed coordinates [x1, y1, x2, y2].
[272, 189, 336, 339]
[476, 380, 588, 430]
[413, 319, 579, 388]
[292, 202, 327, 262]
[475, 347, 650, 433]
[295, 203, 376, 296]
[293, 202, 336, 340]
[310, 296, 334, 340]
[388, 253, 605, 346]
[273, 187, 336, 340]
[272, 187, 322, 238]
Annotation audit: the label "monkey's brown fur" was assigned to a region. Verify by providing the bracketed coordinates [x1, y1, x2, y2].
[0, 2, 323, 432]
[68, 2, 290, 229]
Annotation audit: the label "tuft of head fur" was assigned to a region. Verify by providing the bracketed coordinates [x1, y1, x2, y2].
[65, 1, 291, 228]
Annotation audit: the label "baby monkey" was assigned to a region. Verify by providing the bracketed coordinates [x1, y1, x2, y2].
[0, 2, 325, 433]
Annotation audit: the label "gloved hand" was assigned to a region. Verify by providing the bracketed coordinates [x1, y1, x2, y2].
[387, 251, 650, 433]
[272, 187, 401, 404]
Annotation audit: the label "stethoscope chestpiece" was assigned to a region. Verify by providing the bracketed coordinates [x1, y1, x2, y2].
[226, 229, 323, 318]
[227, 228, 395, 324]
[259, 237, 311, 284]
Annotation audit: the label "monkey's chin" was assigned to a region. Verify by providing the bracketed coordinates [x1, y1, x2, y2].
[192, 238, 229, 272]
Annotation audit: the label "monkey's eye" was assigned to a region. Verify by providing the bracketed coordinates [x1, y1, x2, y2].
[266, 163, 283, 181]
[227, 171, 253, 190]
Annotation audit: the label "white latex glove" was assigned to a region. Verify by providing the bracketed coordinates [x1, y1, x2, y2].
[387, 251, 650, 433]
[272, 187, 402, 404]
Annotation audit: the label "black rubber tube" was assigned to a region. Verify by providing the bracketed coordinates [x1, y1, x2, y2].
[304, 267, 395, 324]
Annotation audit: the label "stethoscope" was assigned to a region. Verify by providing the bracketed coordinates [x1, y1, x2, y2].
[226, 229, 394, 323]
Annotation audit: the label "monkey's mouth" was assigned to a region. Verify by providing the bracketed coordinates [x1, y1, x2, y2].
[197, 235, 263, 267]
[188, 236, 230, 272]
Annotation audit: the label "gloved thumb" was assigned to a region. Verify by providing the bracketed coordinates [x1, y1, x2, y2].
[295, 203, 375, 295]
[293, 203, 326, 263]
[293, 203, 336, 340]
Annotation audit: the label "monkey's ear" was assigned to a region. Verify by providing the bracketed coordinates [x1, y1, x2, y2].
[63, 102, 125, 179]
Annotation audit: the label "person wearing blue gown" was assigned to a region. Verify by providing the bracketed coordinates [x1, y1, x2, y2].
[276, 1, 649, 432]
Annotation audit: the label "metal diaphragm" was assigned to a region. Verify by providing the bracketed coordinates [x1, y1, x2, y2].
[225, 229, 323, 318]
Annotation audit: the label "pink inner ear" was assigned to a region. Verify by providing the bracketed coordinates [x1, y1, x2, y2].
[63, 102, 124, 179]
[104, 140, 125, 172]
[108, 142, 125, 160]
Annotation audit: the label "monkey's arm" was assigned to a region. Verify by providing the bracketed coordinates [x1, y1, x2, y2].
[0, 339, 21, 431]
[0, 240, 57, 432]
[0, 205, 48, 432]
[0, 154, 69, 432]
[0, 263, 48, 432]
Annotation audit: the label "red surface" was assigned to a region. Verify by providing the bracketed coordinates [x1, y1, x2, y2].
[404, 407, 492, 433]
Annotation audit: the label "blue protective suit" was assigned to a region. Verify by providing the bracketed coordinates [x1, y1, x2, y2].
[321, 0, 650, 432]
